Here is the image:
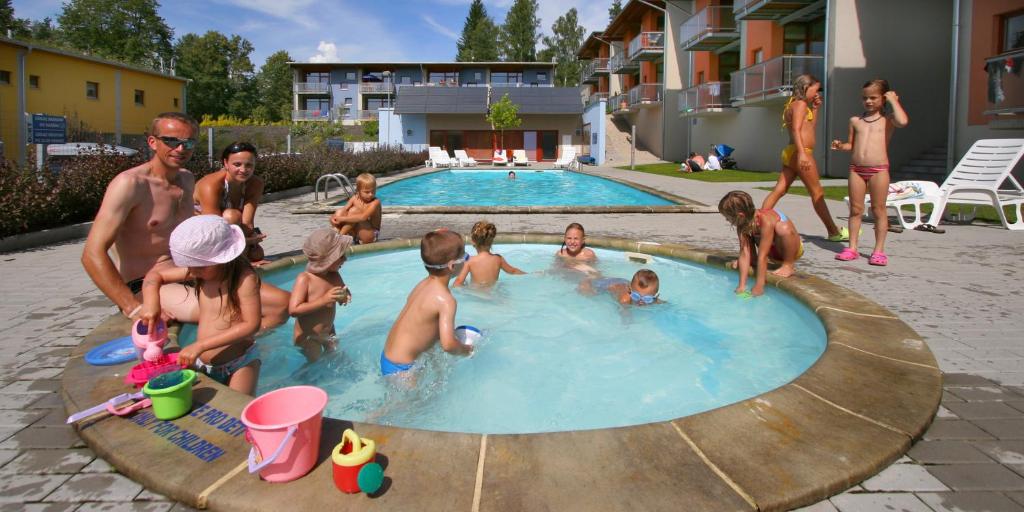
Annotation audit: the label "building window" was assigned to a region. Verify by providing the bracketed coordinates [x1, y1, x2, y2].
[1003, 11, 1024, 52]
[428, 71, 458, 84]
[783, 18, 825, 55]
[173, 97, 179, 107]
[0, 70, 10, 85]
[86, 81, 99, 99]
[305, 71, 330, 83]
[537, 72, 548, 82]
[752, 49, 763, 64]
[697, 71, 705, 84]
[346, 72, 356, 81]
[134, 89, 145, 106]
[29, 75, 40, 88]
[491, 71, 522, 85]
[344, 98, 352, 106]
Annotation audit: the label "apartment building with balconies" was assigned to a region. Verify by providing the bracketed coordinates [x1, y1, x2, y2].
[677, 0, 1023, 179]
[290, 61, 584, 162]
[578, 0, 693, 164]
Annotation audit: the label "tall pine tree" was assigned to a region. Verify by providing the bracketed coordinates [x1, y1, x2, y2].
[456, 0, 499, 62]
[609, 0, 623, 22]
[540, 9, 586, 87]
[500, 0, 540, 62]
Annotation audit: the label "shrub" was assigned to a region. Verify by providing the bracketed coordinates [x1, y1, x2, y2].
[0, 146, 426, 238]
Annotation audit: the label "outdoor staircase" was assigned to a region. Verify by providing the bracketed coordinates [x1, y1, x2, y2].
[604, 114, 663, 166]
[893, 146, 948, 183]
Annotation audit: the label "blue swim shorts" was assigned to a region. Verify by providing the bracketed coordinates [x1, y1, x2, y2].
[380, 351, 414, 376]
[592, 277, 628, 291]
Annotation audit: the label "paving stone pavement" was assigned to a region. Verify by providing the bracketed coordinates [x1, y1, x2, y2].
[0, 166, 1022, 511]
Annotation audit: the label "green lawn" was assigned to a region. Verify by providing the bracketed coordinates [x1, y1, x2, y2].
[618, 163, 780, 182]
[756, 186, 1018, 224]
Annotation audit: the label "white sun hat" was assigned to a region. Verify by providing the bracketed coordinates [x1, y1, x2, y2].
[169, 215, 247, 268]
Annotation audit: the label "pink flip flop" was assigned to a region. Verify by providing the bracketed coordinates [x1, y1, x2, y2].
[869, 252, 889, 266]
[835, 248, 859, 261]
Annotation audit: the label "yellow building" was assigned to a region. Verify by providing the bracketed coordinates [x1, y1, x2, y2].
[0, 36, 188, 165]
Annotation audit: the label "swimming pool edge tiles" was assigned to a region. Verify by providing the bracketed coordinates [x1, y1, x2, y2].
[63, 234, 940, 512]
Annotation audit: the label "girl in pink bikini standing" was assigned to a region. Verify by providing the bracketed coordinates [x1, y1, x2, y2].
[830, 79, 909, 266]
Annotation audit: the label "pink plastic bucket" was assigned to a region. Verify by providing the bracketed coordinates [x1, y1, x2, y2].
[240, 386, 328, 483]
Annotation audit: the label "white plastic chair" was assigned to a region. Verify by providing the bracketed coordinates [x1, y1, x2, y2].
[428, 147, 454, 168]
[846, 139, 1024, 230]
[453, 150, 478, 167]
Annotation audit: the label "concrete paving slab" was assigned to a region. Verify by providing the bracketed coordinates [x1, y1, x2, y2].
[924, 421, 997, 441]
[973, 442, 1024, 464]
[0, 503, 79, 512]
[907, 440, 995, 464]
[928, 464, 1024, 491]
[0, 448, 95, 474]
[917, 491, 1024, 512]
[792, 501, 840, 512]
[0, 409, 47, 428]
[0, 425, 82, 449]
[830, 492, 932, 512]
[76, 502, 174, 512]
[944, 402, 1024, 420]
[948, 387, 1021, 402]
[860, 463, 950, 492]
[974, 419, 1024, 440]
[0, 474, 71, 502]
[44, 473, 144, 502]
[0, 448, 19, 468]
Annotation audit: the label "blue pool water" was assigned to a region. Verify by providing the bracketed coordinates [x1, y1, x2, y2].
[179, 245, 825, 434]
[364, 170, 676, 207]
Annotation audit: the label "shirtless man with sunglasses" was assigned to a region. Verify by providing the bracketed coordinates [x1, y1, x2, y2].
[82, 112, 288, 330]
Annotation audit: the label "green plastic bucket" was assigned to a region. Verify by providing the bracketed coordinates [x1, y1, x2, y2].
[143, 369, 196, 420]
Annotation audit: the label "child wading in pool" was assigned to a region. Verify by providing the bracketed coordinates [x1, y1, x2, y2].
[719, 191, 804, 297]
[761, 74, 846, 242]
[555, 222, 597, 274]
[831, 79, 909, 266]
[454, 221, 525, 287]
[140, 215, 262, 394]
[381, 229, 473, 378]
[289, 229, 354, 363]
[330, 173, 382, 245]
[581, 269, 662, 306]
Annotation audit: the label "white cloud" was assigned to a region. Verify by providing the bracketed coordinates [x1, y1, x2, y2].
[309, 41, 341, 63]
[422, 14, 460, 41]
[214, 0, 319, 29]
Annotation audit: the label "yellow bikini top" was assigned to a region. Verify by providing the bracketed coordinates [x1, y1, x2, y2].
[782, 96, 814, 128]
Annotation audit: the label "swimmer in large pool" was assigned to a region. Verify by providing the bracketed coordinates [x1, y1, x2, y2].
[381, 229, 473, 378]
[580, 269, 662, 306]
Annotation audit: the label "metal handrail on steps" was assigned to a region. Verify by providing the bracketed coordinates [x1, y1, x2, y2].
[314, 173, 354, 202]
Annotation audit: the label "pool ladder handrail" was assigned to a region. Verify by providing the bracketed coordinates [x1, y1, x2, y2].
[314, 173, 355, 202]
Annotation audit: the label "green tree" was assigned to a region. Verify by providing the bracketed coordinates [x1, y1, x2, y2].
[456, 0, 499, 62]
[608, 0, 623, 22]
[540, 8, 586, 86]
[486, 93, 521, 150]
[500, 0, 540, 62]
[174, 31, 255, 120]
[58, 0, 173, 68]
[252, 50, 294, 123]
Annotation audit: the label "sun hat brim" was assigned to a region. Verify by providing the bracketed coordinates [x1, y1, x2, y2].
[170, 221, 247, 268]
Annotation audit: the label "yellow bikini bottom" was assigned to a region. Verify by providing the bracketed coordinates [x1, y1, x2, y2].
[781, 145, 813, 166]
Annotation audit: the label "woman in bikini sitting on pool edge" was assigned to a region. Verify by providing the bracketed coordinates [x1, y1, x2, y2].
[194, 142, 267, 262]
[761, 74, 846, 243]
[719, 191, 804, 297]
[831, 79, 909, 266]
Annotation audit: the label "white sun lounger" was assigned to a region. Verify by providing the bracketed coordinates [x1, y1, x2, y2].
[846, 139, 1024, 230]
[553, 148, 577, 170]
[453, 150, 478, 167]
[512, 149, 531, 166]
[492, 149, 509, 166]
[427, 146, 454, 168]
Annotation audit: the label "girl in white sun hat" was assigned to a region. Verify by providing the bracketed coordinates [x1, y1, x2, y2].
[139, 215, 262, 394]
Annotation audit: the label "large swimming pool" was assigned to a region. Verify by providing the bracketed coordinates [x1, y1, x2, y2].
[361, 170, 676, 207]
[179, 245, 825, 434]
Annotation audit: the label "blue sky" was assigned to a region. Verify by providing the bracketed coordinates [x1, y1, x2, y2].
[12, 0, 612, 67]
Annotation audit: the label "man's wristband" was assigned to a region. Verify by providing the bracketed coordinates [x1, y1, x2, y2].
[124, 305, 142, 318]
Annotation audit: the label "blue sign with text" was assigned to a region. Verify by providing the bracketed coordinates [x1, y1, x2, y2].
[30, 114, 67, 144]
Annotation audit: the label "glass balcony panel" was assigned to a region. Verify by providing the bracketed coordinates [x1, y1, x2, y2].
[679, 82, 734, 116]
[728, 54, 823, 105]
[680, 6, 739, 51]
[733, 0, 818, 21]
[628, 83, 663, 106]
[984, 49, 1024, 116]
[580, 58, 611, 83]
[294, 82, 330, 94]
[359, 82, 395, 94]
[628, 32, 665, 61]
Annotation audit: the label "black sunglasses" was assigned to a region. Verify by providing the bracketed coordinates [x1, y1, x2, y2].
[157, 136, 197, 150]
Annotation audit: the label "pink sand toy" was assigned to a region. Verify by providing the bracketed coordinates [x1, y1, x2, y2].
[241, 386, 328, 483]
[65, 391, 147, 423]
[132, 319, 168, 362]
[124, 354, 181, 388]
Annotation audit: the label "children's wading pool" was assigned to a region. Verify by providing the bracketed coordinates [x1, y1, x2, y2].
[179, 245, 826, 434]
[352, 170, 677, 207]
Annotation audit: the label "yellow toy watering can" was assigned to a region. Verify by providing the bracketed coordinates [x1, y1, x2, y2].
[331, 429, 383, 494]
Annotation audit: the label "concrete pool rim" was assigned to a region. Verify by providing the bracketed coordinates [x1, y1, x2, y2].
[63, 234, 941, 511]
[291, 167, 708, 215]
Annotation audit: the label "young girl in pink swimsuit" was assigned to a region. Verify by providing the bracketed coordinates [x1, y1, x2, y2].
[831, 79, 909, 266]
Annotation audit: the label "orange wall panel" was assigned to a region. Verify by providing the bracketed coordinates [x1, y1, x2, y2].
[967, 0, 1024, 125]
[745, 20, 784, 63]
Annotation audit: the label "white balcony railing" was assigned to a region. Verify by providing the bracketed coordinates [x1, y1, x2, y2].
[586, 92, 609, 109]
[609, 52, 638, 73]
[679, 82, 735, 115]
[628, 83, 663, 106]
[491, 82, 554, 87]
[294, 82, 329, 94]
[359, 82, 395, 94]
[984, 48, 1024, 116]
[580, 58, 610, 83]
[627, 32, 665, 61]
[729, 54, 824, 104]
[609, 94, 629, 114]
[680, 6, 738, 51]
